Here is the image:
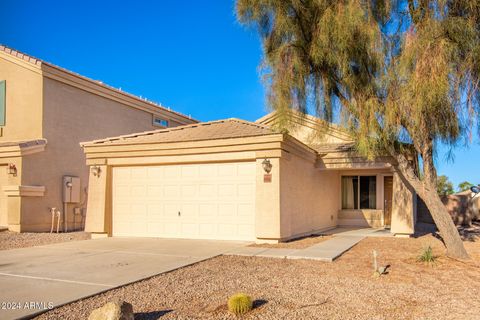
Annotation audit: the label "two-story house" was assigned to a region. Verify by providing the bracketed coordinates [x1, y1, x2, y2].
[0, 45, 197, 232]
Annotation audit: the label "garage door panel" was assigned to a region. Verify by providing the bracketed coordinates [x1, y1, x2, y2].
[218, 184, 235, 196]
[147, 186, 163, 197]
[164, 185, 180, 198]
[163, 166, 180, 178]
[218, 163, 237, 177]
[238, 184, 255, 197]
[199, 164, 217, 177]
[199, 184, 216, 197]
[181, 165, 198, 178]
[162, 222, 180, 236]
[131, 186, 147, 197]
[238, 224, 255, 237]
[147, 167, 163, 179]
[113, 162, 255, 240]
[198, 204, 216, 218]
[181, 185, 197, 197]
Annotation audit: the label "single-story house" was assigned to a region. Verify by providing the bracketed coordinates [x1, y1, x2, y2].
[81, 112, 416, 242]
[0, 45, 197, 232]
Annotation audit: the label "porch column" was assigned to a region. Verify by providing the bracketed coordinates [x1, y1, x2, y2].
[84, 165, 111, 236]
[391, 172, 416, 235]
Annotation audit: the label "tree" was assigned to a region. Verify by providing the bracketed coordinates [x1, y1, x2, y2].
[437, 175, 454, 196]
[237, 0, 480, 259]
[458, 181, 474, 192]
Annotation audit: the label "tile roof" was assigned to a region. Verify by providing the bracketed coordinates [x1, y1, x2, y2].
[81, 118, 278, 146]
[309, 142, 355, 154]
[0, 44, 196, 122]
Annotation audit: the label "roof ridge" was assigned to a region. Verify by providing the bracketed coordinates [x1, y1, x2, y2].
[227, 117, 277, 132]
[80, 118, 279, 146]
[0, 44, 196, 122]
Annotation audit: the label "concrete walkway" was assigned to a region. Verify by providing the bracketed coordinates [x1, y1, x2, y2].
[0, 237, 246, 320]
[226, 227, 391, 262]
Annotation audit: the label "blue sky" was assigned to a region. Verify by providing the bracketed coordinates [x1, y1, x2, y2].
[0, 0, 478, 188]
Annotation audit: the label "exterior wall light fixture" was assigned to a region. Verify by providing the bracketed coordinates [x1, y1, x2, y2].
[262, 158, 272, 174]
[91, 166, 101, 177]
[7, 163, 17, 176]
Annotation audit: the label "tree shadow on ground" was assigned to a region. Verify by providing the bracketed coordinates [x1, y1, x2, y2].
[457, 221, 480, 242]
[135, 310, 173, 320]
[415, 222, 480, 242]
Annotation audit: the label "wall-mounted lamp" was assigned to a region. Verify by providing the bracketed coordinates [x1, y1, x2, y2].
[7, 163, 17, 176]
[91, 166, 101, 177]
[262, 158, 272, 174]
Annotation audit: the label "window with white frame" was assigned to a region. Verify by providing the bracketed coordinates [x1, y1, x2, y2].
[153, 117, 169, 128]
[341, 176, 377, 209]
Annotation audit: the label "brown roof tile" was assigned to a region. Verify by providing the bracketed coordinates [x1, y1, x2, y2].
[81, 118, 278, 146]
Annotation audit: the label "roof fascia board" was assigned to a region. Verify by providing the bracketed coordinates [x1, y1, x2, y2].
[0, 51, 42, 74]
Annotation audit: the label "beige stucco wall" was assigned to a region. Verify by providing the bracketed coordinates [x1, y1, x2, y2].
[0, 51, 196, 232]
[0, 54, 43, 141]
[278, 153, 339, 240]
[255, 157, 281, 240]
[19, 77, 192, 231]
[391, 171, 416, 235]
[0, 55, 43, 229]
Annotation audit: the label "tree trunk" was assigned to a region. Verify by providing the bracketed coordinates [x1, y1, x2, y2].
[392, 151, 470, 260]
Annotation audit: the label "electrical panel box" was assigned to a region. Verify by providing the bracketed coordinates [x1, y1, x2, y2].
[63, 176, 81, 203]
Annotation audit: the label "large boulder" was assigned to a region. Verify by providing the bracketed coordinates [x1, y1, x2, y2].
[88, 300, 134, 320]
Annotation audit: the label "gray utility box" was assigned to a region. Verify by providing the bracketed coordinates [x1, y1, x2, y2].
[63, 176, 81, 203]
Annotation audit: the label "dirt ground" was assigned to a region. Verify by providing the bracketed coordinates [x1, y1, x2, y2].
[36, 234, 480, 320]
[0, 231, 91, 250]
[248, 234, 332, 249]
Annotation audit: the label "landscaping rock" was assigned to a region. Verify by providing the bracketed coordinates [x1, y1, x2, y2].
[88, 300, 133, 320]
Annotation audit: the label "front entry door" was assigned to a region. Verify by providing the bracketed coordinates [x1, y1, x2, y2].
[383, 176, 393, 226]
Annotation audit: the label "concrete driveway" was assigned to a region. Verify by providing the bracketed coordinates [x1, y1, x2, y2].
[0, 237, 246, 319]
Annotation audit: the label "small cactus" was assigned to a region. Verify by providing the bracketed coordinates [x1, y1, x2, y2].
[227, 293, 253, 315]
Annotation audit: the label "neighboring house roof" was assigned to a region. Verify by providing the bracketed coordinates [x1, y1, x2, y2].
[0, 44, 197, 123]
[81, 118, 277, 146]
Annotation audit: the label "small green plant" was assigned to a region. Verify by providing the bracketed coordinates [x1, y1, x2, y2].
[227, 293, 253, 315]
[418, 246, 436, 265]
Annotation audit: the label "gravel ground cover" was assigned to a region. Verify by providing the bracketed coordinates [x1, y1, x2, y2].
[248, 234, 332, 249]
[36, 234, 480, 320]
[0, 231, 91, 250]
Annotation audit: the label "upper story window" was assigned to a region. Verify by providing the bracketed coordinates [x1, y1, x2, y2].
[153, 116, 169, 128]
[0, 80, 5, 126]
[341, 175, 377, 210]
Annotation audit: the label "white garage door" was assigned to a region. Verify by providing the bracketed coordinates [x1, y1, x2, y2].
[112, 162, 256, 240]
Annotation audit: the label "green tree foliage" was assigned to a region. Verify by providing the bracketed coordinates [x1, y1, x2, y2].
[437, 175, 454, 196]
[237, 0, 479, 259]
[458, 181, 474, 192]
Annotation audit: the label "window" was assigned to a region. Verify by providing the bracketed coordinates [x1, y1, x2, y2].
[153, 117, 169, 128]
[342, 176, 377, 209]
[0, 80, 5, 126]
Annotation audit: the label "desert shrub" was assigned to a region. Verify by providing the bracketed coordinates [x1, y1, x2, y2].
[227, 293, 253, 315]
[418, 246, 436, 265]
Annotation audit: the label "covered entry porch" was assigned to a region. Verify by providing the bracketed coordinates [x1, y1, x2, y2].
[316, 146, 417, 237]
